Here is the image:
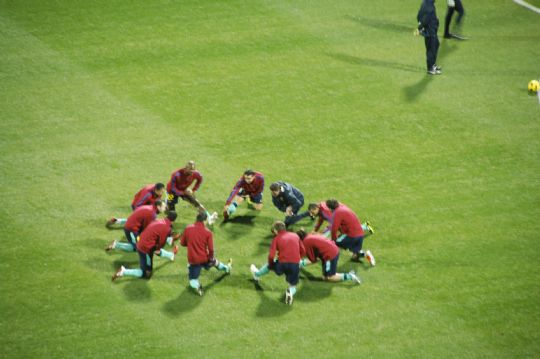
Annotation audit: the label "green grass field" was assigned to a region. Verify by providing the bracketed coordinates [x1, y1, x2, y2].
[1, 0, 539, 357]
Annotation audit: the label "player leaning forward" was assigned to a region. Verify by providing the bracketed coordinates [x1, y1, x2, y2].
[327, 199, 376, 266]
[250, 221, 305, 305]
[112, 211, 178, 281]
[179, 212, 232, 296]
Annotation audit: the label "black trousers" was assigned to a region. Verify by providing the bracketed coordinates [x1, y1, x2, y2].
[444, 0, 465, 35]
[424, 35, 440, 70]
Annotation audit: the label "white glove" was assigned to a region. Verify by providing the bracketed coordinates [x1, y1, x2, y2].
[447, 0, 455, 7]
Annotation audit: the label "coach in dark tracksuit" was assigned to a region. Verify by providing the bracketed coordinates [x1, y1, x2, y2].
[270, 181, 310, 228]
[417, 0, 441, 75]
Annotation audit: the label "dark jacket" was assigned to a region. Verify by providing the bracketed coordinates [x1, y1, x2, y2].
[417, 0, 439, 36]
[271, 182, 304, 213]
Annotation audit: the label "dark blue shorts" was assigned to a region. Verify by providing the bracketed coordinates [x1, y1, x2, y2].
[188, 260, 216, 280]
[322, 253, 340, 277]
[336, 235, 364, 254]
[272, 262, 300, 286]
[124, 229, 139, 250]
[137, 250, 154, 278]
[238, 189, 263, 204]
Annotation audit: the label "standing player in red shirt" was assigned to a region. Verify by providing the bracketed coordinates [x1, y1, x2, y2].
[106, 200, 169, 253]
[106, 182, 166, 228]
[223, 169, 265, 221]
[308, 201, 374, 238]
[179, 212, 232, 296]
[327, 199, 376, 266]
[250, 221, 305, 305]
[296, 229, 361, 284]
[112, 211, 178, 281]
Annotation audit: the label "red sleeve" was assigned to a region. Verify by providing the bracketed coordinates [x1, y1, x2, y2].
[226, 178, 243, 205]
[171, 172, 182, 196]
[299, 239, 306, 258]
[330, 212, 340, 241]
[192, 172, 203, 192]
[254, 175, 264, 195]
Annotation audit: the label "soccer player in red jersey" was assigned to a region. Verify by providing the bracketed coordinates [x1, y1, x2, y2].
[167, 161, 203, 210]
[132, 183, 166, 210]
[112, 211, 178, 281]
[308, 201, 374, 238]
[105, 183, 165, 228]
[179, 212, 232, 296]
[223, 169, 265, 220]
[326, 199, 376, 266]
[296, 229, 360, 284]
[250, 221, 305, 305]
[106, 200, 171, 253]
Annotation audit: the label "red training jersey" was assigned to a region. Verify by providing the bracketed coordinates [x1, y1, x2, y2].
[124, 205, 157, 233]
[226, 171, 265, 204]
[313, 201, 333, 232]
[268, 230, 305, 265]
[131, 184, 161, 209]
[167, 168, 203, 196]
[330, 204, 364, 241]
[136, 218, 173, 254]
[303, 233, 339, 263]
[180, 221, 214, 265]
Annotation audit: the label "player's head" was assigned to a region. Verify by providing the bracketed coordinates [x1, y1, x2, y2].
[155, 183, 165, 196]
[196, 211, 207, 222]
[155, 200, 167, 213]
[308, 203, 320, 216]
[185, 160, 196, 173]
[269, 182, 281, 197]
[243, 169, 256, 183]
[271, 220, 286, 234]
[325, 199, 339, 211]
[296, 228, 307, 240]
[167, 211, 178, 222]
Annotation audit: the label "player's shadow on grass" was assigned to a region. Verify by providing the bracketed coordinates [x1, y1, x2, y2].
[253, 234, 274, 256]
[346, 15, 413, 34]
[252, 280, 293, 317]
[328, 53, 422, 74]
[162, 273, 229, 317]
[403, 39, 458, 102]
[298, 269, 333, 302]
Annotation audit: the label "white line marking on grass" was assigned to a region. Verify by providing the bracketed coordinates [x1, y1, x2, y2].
[513, 0, 540, 14]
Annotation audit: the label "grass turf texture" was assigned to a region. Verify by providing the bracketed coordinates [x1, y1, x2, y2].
[1, 0, 539, 357]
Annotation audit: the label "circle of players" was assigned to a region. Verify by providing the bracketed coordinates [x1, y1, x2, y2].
[106, 160, 376, 305]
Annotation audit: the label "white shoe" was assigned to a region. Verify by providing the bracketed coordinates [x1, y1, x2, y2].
[208, 211, 218, 225]
[348, 270, 362, 284]
[365, 250, 376, 267]
[111, 265, 125, 281]
[250, 264, 259, 281]
[285, 289, 294, 305]
[105, 240, 117, 252]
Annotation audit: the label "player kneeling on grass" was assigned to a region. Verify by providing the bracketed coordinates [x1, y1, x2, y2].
[112, 211, 178, 281]
[308, 201, 374, 238]
[326, 199, 376, 266]
[106, 182, 166, 228]
[250, 221, 305, 305]
[106, 200, 170, 253]
[223, 169, 264, 220]
[179, 212, 232, 296]
[296, 229, 361, 284]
